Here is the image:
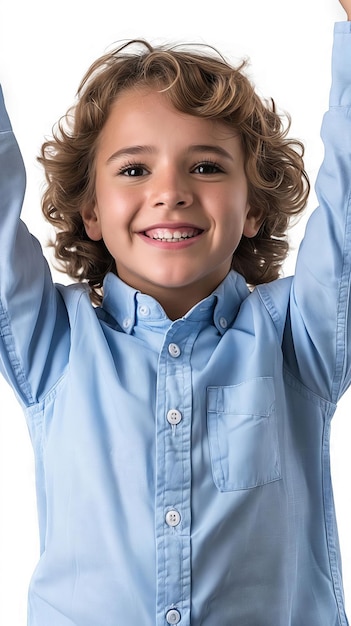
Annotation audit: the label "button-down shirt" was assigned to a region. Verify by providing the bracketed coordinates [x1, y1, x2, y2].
[1, 21, 351, 626]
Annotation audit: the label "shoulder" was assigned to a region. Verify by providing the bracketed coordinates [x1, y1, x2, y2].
[251, 277, 293, 338]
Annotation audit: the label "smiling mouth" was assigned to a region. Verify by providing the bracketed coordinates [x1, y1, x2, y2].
[143, 227, 202, 242]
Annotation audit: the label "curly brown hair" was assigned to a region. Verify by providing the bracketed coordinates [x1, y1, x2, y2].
[38, 39, 310, 305]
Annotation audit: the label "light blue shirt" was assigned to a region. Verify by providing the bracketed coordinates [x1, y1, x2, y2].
[1, 22, 351, 626]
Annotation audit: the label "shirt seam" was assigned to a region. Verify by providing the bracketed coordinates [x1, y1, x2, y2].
[0, 296, 35, 405]
[283, 367, 336, 411]
[322, 417, 349, 626]
[331, 191, 351, 404]
[0, 284, 79, 407]
[38, 285, 85, 403]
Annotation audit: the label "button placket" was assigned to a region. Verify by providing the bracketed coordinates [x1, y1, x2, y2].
[156, 326, 195, 625]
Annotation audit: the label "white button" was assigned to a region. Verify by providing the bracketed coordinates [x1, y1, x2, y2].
[166, 409, 182, 425]
[139, 305, 150, 316]
[219, 316, 228, 329]
[165, 509, 181, 527]
[166, 608, 181, 624]
[168, 343, 181, 358]
[122, 317, 132, 329]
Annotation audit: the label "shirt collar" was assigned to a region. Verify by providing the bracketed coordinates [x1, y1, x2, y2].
[101, 270, 249, 335]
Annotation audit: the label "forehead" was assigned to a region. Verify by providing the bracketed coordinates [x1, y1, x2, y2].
[97, 87, 240, 151]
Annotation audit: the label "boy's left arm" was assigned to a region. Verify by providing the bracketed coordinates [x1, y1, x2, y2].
[287, 18, 351, 403]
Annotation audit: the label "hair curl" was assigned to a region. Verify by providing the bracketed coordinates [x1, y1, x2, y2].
[38, 38, 310, 305]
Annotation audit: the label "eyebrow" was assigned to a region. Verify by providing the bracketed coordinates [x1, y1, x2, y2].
[106, 145, 155, 164]
[106, 143, 235, 164]
[188, 144, 234, 161]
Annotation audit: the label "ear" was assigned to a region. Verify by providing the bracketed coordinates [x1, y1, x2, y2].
[80, 203, 103, 241]
[243, 206, 264, 238]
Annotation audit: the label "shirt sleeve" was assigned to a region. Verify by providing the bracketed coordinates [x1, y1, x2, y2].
[285, 21, 351, 403]
[0, 87, 70, 408]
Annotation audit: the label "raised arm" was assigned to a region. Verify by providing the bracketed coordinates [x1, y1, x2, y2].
[279, 20, 351, 403]
[0, 87, 69, 407]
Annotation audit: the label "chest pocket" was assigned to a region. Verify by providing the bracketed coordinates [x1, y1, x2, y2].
[207, 378, 281, 492]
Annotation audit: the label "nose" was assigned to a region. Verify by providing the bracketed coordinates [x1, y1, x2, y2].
[150, 168, 193, 210]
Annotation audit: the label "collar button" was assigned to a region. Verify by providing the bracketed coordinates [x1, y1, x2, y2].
[219, 316, 228, 329]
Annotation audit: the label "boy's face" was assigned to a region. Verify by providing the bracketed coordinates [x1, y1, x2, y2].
[81, 88, 261, 318]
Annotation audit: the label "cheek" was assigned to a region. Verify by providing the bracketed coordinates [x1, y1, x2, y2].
[213, 178, 249, 210]
[211, 201, 249, 252]
[95, 179, 117, 209]
[95, 186, 132, 227]
[215, 198, 249, 232]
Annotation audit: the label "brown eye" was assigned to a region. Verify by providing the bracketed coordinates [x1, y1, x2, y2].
[193, 161, 223, 174]
[119, 163, 149, 177]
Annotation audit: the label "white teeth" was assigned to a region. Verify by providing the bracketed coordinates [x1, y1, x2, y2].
[149, 228, 197, 242]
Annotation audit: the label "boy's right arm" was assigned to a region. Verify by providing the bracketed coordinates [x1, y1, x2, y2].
[0, 86, 69, 407]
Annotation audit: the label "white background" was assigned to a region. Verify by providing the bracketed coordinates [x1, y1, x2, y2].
[0, 0, 350, 623]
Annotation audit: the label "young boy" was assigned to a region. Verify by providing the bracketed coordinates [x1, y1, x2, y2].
[0, 1, 350, 624]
